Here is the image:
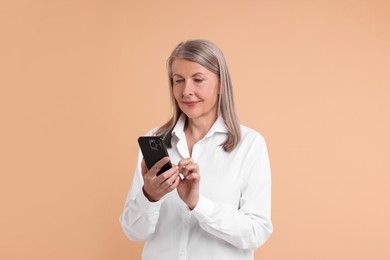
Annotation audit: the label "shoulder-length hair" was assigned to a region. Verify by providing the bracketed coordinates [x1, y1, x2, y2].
[155, 39, 241, 152]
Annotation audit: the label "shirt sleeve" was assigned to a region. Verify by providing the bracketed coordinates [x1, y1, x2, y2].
[119, 132, 164, 241]
[191, 134, 273, 250]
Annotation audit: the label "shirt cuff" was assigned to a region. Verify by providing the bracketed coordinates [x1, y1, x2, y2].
[191, 195, 214, 222]
[135, 188, 164, 212]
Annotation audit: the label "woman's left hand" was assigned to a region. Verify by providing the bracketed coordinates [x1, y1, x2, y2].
[177, 158, 200, 210]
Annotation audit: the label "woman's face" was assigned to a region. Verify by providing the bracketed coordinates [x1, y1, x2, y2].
[171, 58, 220, 122]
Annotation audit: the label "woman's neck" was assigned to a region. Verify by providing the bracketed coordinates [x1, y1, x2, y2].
[185, 115, 216, 139]
[184, 115, 217, 155]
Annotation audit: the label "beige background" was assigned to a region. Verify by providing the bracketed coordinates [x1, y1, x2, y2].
[1, 0, 389, 259]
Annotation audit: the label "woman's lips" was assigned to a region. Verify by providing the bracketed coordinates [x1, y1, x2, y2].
[183, 101, 199, 107]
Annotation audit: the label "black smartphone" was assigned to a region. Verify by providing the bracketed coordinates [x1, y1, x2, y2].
[138, 136, 172, 176]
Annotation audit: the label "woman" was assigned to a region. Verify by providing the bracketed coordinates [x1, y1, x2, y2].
[120, 39, 273, 260]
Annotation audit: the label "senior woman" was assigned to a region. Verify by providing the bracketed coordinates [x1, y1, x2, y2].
[120, 39, 273, 260]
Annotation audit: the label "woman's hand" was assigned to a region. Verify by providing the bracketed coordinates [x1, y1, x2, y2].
[177, 158, 200, 210]
[141, 157, 180, 202]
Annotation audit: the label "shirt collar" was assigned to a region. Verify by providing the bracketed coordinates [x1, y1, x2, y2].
[171, 113, 186, 139]
[172, 113, 228, 140]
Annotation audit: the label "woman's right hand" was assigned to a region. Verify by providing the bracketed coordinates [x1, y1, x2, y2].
[141, 157, 180, 202]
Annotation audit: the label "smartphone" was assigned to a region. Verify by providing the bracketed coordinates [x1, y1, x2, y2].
[138, 136, 172, 176]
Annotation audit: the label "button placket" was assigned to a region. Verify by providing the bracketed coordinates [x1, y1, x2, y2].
[178, 210, 191, 260]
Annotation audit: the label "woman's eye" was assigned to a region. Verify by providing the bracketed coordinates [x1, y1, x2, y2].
[175, 79, 184, 84]
[194, 79, 204, 83]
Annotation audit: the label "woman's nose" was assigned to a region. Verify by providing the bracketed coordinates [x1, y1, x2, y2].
[182, 81, 194, 96]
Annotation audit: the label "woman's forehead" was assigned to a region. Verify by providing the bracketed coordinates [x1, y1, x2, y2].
[171, 58, 213, 76]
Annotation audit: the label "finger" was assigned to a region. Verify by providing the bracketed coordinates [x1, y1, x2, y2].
[157, 165, 179, 184]
[178, 158, 194, 171]
[162, 171, 179, 189]
[149, 156, 171, 176]
[166, 176, 180, 191]
[182, 163, 198, 173]
[181, 163, 199, 177]
[141, 159, 147, 176]
[178, 158, 194, 166]
[183, 172, 200, 182]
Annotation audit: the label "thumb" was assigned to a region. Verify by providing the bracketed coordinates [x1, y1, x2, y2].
[141, 159, 148, 176]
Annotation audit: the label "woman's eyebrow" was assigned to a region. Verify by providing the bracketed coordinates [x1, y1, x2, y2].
[173, 72, 204, 77]
[192, 72, 205, 77]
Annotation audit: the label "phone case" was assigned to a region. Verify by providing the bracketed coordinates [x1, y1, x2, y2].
[138, 136, 172, 176]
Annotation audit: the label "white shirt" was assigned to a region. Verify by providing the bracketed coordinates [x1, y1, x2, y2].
[120, 114, 273, 260]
